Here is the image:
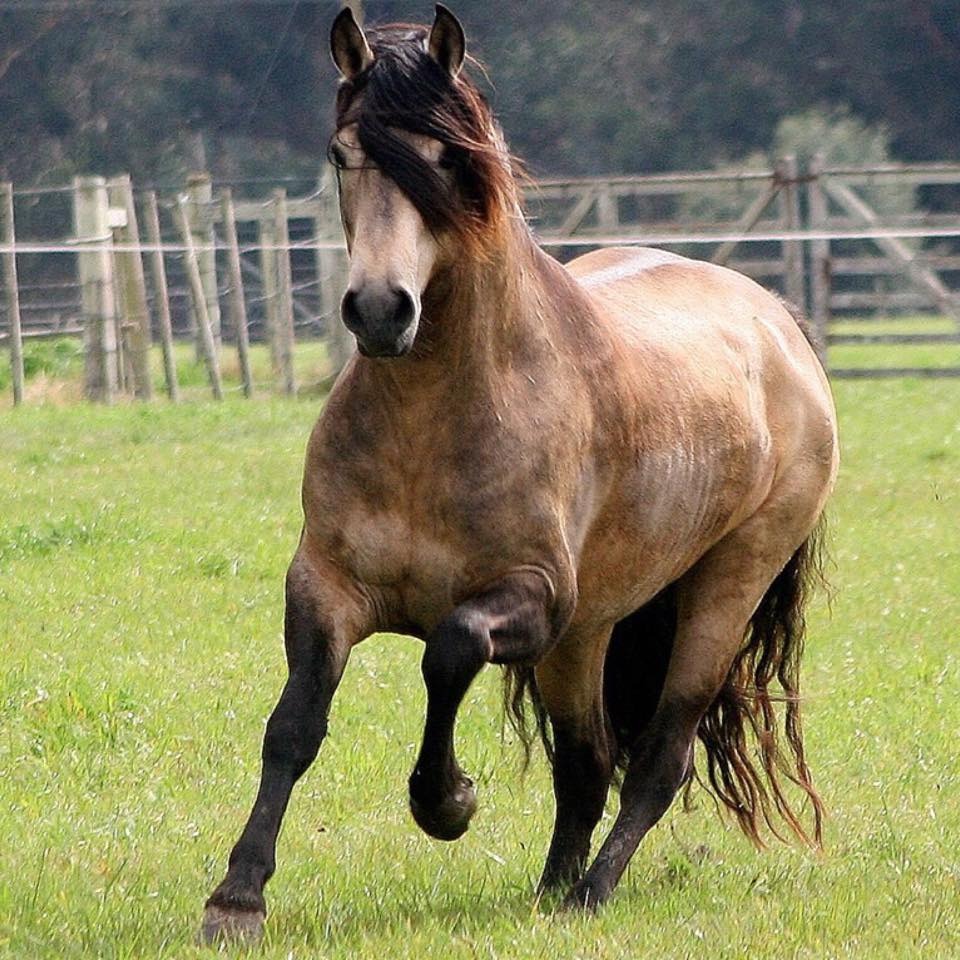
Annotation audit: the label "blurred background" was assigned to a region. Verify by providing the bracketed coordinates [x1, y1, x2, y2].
[1, 0, 959, 403]
[2, 0, 957, 186]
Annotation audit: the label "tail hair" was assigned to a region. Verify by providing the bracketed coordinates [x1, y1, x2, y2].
[502, 661, 552, 769]
[695, 519, 828, 847]
[779, 295, 827, 369]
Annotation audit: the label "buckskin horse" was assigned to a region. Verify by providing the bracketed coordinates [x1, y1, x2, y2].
[201, 5, 839, 942]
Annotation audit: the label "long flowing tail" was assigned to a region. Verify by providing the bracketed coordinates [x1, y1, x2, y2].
[696, 519, 828, 847]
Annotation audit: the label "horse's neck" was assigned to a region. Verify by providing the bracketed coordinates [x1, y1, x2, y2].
[422, 224, 579, 372]
[355, 221, 596, 414]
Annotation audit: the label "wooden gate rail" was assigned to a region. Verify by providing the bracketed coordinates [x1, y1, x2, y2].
[4, 160, 960, 402]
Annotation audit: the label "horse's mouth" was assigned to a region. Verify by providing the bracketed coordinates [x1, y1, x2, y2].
[354, 325, 418, 359]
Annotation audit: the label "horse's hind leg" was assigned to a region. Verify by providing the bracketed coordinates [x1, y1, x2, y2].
[409, 569, 560, 841]
[201, 540, 367, 943]
[534, 631, 614, 892]
[535, 590, 676, 893]
[564, 505, 822, 910]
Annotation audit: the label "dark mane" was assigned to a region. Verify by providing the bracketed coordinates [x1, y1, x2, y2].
[333, 23, 519, 249]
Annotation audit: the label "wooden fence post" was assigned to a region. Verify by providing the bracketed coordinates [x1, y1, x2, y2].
[1, 183, 25, 406]
[272, 188, 297, 396]
[108, 174, 153, 400]
[73, 176, 118, 403]
[596, 182, 618, 233]
[186, 173, 222, 356]
[777, 155, 806, 314]
[175, 195, 223, 400]
[142, 190, 180, 401]
[258, 211, 279, 372]
[316, 167, 352, 378]
[220, 187, 254, 397]
[806, 153, 832, 356]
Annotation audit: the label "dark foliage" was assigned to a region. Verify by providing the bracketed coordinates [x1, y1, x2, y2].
[1, 2, 956, 184]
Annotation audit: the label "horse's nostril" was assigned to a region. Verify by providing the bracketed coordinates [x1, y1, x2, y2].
[342, 286, 416, 334]
[341, 285, 418, 356]
[391, 288, 416, 328]
[341, 289, 362, 332]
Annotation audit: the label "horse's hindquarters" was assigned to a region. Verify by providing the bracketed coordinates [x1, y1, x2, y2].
[567, 247, 837, 630]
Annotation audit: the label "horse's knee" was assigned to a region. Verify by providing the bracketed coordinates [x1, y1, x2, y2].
[265, 556, 351, 778]
[261, 682, 328, 777]
[421, 609, 491, 691]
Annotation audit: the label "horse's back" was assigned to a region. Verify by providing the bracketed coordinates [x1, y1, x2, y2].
[566, 245, 833, 420]
[569, 246, 806, 349]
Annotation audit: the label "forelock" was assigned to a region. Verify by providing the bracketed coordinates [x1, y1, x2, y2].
[333, 23, 517, 246]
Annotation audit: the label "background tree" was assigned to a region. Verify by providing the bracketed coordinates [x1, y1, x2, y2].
[0, 0, 957, 187]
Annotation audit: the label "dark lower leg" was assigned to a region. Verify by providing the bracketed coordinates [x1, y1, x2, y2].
[538, 721, 613, 892]
[563, 711, 696, 910]
[202, 579, 349, 941]
[204, 675, 331, 917]
[408, 623, 485, 839]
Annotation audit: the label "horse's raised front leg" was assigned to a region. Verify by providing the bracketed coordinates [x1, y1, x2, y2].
[201, 539, 368, 944]
[409, 569, 562, 841]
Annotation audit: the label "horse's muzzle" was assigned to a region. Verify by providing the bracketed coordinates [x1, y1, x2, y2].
[341, 284, 419, 358]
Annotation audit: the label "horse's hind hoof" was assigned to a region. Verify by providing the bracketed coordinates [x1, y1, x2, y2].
[560, 879, 605, 913]
[410, 776, 477, 841]
[199, 903, 266, 946]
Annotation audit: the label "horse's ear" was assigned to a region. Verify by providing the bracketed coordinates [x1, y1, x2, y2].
[428, 4, 466, 78]
[330, 7, 374, 80]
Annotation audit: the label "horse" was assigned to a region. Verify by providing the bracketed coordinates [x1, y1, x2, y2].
[201, 5, 839, 942]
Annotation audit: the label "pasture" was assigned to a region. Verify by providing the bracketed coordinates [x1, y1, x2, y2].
[0, 369, 958, 958]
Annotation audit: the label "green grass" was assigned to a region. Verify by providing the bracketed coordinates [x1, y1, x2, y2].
[0, 378, 958, 958]
[0, 337, 334, 406]
[826, 313, 960, 371]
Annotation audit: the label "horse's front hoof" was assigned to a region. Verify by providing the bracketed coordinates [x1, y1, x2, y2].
[409, 775, 477, 841]
[199, 903, 266, 946]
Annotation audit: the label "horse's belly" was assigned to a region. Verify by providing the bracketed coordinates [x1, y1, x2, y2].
[572, 438, 775, 625]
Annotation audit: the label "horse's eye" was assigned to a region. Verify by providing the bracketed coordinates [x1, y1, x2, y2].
[328, 144, 347, 169]
[438, 149, 456, 171]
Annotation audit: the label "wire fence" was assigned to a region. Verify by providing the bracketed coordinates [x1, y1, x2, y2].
[2, 159, 960, 403]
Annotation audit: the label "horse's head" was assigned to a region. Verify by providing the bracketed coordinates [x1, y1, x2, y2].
[329, 5, 517, 358]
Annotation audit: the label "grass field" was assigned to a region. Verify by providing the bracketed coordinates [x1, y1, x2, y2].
[827, 314, 960, 371]
[1, 365, 958, 957]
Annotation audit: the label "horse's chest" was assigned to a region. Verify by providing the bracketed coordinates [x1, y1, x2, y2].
[316, 444, 557, 630]
[329, 494, 503, 630]
[336, 507, 464, 588]
[307, 400, 570, 627]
